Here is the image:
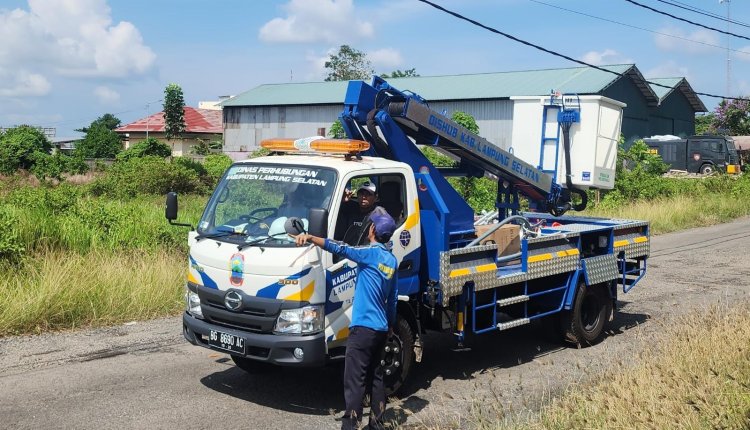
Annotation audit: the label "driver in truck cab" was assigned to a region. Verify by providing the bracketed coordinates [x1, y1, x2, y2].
[291, 213, 398, 430]
[335, 181, 388, 245]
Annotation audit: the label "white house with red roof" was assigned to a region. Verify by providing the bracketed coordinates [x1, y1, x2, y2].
[116, 107, 222, 156]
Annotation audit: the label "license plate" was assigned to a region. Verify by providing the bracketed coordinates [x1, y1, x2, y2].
[208, 330, 245, 354]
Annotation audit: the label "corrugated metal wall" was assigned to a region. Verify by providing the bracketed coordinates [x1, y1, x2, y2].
[223, 104, 343, 159]
[222, 100, 515, 159]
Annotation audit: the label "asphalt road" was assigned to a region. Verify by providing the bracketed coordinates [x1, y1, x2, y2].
[1, 217, 749, 429]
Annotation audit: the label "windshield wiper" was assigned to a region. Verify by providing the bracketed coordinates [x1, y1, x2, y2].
[196, 228, 246, 241]
[237, 233, 290, 251]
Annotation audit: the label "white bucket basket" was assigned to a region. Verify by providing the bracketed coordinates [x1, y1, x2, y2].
[510, 95, 625, 190]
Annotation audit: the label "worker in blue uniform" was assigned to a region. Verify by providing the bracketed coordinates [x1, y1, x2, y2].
[291, 213, 398, 430]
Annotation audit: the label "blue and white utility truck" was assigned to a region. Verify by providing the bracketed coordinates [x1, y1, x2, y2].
[167, 77, 649, 394]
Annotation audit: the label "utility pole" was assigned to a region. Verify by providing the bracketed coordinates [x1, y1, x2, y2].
[720, 0, 732, 98]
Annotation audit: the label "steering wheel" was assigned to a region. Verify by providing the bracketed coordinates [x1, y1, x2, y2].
[239, 207, 278, 223]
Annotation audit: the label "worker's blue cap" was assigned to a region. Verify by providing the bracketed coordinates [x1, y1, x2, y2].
[370, 213, 396, 238]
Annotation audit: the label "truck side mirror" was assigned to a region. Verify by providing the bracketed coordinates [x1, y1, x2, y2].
[166, 192, 193, 228]
[307, 208, 329, 238]
[166, 192, 178, 221]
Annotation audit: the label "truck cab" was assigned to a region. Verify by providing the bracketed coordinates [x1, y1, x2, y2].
[181, 150, 420, 370]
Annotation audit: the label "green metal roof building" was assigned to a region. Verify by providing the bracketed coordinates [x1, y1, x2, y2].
[221, 64, 706, 158]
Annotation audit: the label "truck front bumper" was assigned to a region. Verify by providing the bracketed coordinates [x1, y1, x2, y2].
[182, 312, 327, 367]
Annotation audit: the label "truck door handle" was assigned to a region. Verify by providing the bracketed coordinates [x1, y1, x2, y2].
[399, 260, 413, 272]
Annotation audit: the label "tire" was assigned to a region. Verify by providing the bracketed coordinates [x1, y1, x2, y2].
[383, 316, 415, 396]
[699, 164, 715, 175]
[230, 355, 277, 374]
[562, 282, 612, 346]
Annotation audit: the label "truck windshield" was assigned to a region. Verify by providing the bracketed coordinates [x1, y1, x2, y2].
[198, 163, 337, 247]
[726, 139, 738, 154]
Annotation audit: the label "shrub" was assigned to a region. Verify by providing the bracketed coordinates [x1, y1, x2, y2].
[90, 156, 204, 198]
[116, 137, 172, 161]
[75, 123, 123, 158]
[172, 156, 207, 176]
[203, 153, 233, 184]
[29, 152, 90, 182]
[0, 126, 52, 174]
[0, 207, 25, 264]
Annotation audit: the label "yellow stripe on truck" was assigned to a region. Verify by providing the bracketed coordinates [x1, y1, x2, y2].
[528, 253, 553, 263]
[475, 263, 497, 273]
[448, 268, 471, 278]
[283, 281, 315, 301]
[614, 239, 630, 248]
[633, 236, 648, 244]
[403, 199, 420, 230]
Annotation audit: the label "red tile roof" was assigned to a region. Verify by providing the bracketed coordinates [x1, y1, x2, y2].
[116, 107, 222, 134]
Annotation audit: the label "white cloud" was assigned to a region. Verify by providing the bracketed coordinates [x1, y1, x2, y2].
[0, 67, 51, 97]
[259, 0, 374, 44]
[0, 0, 156, 97]
[368, 48, 403, 70]
[304, 49, 332, 80]
[644, 61, 691, 79]
[734, 45, 750, 62]
[579, 49, 633, 66]
[94, 86, 120, 104]
[654, 26, 720, 54]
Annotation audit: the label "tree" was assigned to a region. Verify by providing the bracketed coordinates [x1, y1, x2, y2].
[116, 137, 172, 161]
[0, 125, 52, 174]
[75, 113, 121, 134]
[694, 113, 717, 135]
[190, 138, 223, 155]
[714, 98, 750, 135]
[163, 83, 186, 140]
[451, 111, 481, 200]
[380, 68, 419, 78]
[75, 123, 123, 158]
[324, 45, 373, 82]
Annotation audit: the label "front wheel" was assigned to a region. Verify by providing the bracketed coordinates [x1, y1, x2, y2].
[561, 282, 612, 346]
[383, 316, 415, 396]
[699, 164, 715, 175]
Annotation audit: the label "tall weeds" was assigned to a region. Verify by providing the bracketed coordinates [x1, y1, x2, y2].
[0, 250, 185, 335]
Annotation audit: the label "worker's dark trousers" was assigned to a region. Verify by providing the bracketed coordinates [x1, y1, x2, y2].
[341, 326, 388, 430]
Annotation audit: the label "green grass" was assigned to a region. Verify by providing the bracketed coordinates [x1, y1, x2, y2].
[1, 187, 207, 256]
[0, 250, 186, 336]
[585, 193, 750, 234]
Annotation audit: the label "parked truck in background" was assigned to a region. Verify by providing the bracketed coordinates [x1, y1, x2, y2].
[166, 77, 650, 394]
[644, 134, 741, 175]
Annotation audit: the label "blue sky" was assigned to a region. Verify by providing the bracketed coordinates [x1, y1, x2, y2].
[2, 0, 749, 137]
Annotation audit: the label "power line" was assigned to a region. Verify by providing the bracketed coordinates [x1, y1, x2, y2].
[415, 0, 747, 101]
[623, 0, 750, 42]
[653, 0, 750, 29]
[528, 0, 750, 56]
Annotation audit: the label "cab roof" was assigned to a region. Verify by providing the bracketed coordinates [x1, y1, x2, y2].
[232, 153, 410, 176]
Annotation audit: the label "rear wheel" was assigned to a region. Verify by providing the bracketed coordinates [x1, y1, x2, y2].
[383, 316, 415, 396]
[562, 282, 612, 346]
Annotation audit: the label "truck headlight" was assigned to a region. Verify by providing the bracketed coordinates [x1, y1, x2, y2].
[185, 289, 203, 318]
[274, 305, 324, 334]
